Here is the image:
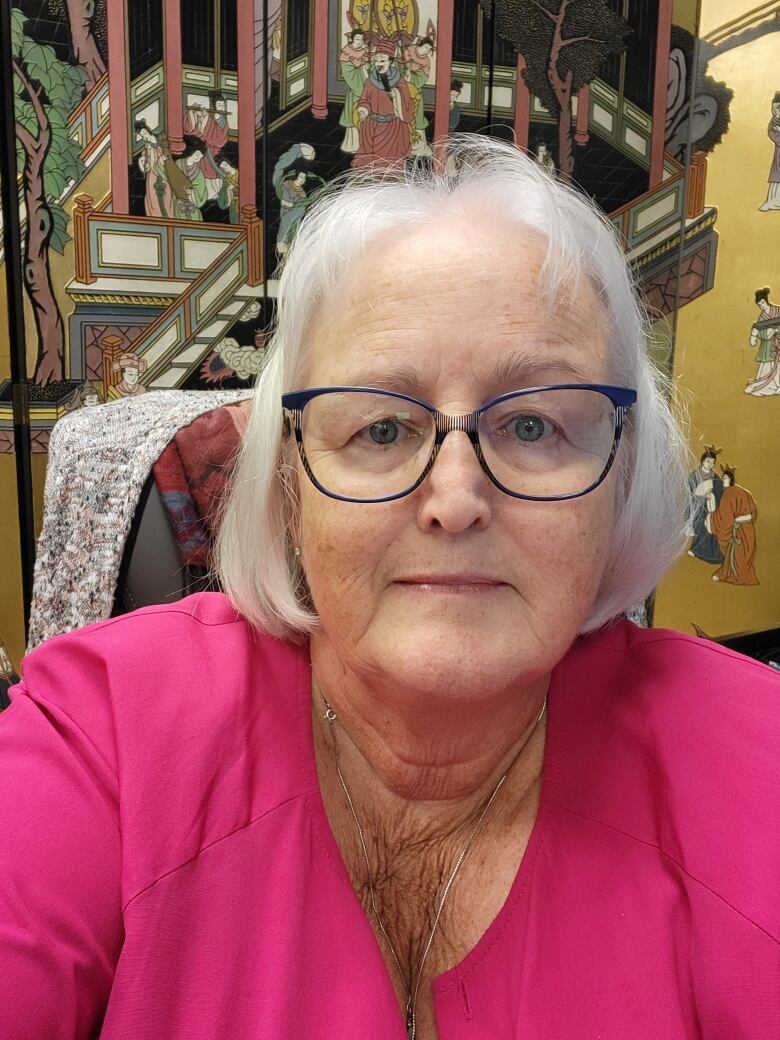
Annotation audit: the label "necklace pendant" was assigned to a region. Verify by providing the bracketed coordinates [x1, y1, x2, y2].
[405, 1002, 414, 1039]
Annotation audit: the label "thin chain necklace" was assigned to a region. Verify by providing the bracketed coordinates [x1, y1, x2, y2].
[321, 693, 547, 1040]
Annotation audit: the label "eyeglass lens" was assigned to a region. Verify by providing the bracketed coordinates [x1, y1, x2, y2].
[299, 389, 618, 501]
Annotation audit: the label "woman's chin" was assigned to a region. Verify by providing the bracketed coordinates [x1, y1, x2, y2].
[366, 621, 531, 699]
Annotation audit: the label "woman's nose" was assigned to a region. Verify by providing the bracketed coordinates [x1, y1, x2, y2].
[415, 431, 493, 532]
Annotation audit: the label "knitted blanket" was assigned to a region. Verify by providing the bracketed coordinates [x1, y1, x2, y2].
[27, 389, 253, 650]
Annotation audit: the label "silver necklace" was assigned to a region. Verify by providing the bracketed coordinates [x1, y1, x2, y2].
[321, 694, 547, 1040]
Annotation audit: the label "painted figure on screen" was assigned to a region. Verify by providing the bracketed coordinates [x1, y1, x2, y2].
[401, 27, 435, 157]
[449, 78, 464, 132]
[353, 39, 415, 168]
[64, 382, 104, 412]
[108, 354, 148, 399]
[183, 92, 230, 183]
[534, 141, 557, 178]
[339, 30, 370, 153]
[745, 287, 780, 396]
[217, 159, 240, 224]
[686, 446, 724, 565]
[273, 144, 326, 257]
[136, 121, 173, 219]
[759, 92, 780, 211]
[173, 142, 209, 221]
[710, 468, 759, 586]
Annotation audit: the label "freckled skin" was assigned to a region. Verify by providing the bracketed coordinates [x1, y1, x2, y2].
[299, 216, 616, 731]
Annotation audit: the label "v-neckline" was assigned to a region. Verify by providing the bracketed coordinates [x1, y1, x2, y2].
[298, 656, 559, 1029]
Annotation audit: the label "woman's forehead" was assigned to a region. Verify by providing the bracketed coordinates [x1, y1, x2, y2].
[319, 218, 604, 332]
[304, 226, 610, 390]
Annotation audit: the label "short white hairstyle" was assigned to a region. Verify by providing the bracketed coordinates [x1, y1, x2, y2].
[215, 134, 690, 639]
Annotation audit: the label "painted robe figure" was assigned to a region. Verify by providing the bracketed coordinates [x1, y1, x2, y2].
[402, 36, 434, 156]
[173, 147, 209, 221]
[535, 142, 557, 179]
[272, 143, 324, 256]
[353, 41, 415, 169]
[136, 122, 172, 218]
[745, 287, 780, 395]
[759, 92, 780, 211]
[686, 447, 723, 565]
[339, 31, 369, 153]
[710, 469, 759, 585]
[217, 160, 240, 224]
[184, 93, 230, 182]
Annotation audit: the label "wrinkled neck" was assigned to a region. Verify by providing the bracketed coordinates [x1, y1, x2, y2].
[309, 645, 549, 831]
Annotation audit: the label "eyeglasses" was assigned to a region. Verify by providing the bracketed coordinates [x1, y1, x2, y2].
[281, 384, 637, 504]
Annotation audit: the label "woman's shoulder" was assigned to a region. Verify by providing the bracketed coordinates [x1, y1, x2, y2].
[574, 618, 779, 705]
[552, 620, 780, 939]
[18, 592, 310, 760]
[22, 591, 305, 704]
[13, 593, 311, 900]
[562, 618, 780, 779]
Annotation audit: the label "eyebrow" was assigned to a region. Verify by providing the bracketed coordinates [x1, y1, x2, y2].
[343, 351, 593, 395]
[492, 349, 592, 386]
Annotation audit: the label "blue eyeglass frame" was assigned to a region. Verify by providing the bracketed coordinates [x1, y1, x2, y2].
[281, 383, 638, 504]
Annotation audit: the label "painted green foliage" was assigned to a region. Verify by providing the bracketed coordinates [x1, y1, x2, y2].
[11, 7, 87, 384]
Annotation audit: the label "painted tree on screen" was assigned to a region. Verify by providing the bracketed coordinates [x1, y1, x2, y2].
[11, 7, 86, 385]
[63, 0, 107, 86]
[481, 0, 629, 181]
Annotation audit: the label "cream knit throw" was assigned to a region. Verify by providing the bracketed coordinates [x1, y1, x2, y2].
[27, 389, 252, 650]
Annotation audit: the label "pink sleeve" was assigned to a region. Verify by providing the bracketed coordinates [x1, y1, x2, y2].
[0, 634, 124, 1038]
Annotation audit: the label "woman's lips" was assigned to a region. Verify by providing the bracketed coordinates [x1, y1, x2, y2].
[394, 575, 508, 593]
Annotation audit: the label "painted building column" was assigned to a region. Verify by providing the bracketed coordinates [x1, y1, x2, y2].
[514, 53, 530, 150]
[575, 84, 590, 145]
[164, 0, 184, 152]
[433, 0, 454, 163]
[311, 0, 329, 119]
[237, 0, 256, 208]
[106, 1, 129, 212]
[650, 0, 673, 185]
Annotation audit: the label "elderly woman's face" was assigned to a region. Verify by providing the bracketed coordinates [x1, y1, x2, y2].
[297, 218, 616, 697]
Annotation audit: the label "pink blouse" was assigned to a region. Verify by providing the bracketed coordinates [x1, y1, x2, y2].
[1, 592, 779, 1038]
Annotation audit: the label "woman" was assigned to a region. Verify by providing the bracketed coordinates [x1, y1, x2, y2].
[172, 140, 209, 221]
[2, 136, 779, 1039]
[135, 120, 173, 218]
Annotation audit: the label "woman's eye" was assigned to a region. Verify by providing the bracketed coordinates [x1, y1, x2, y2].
[513, 414, 552, 442]
[367, 419, 400, 444]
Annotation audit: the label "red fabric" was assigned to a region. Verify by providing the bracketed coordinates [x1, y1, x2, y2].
[182, 109, 229, 153]
[151, 402, 249, 567]
[711, 484, 759, 584]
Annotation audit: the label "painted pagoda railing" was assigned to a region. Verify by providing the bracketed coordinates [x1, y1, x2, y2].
[71, 195, 263, 384]
[608, 153, 709, 259]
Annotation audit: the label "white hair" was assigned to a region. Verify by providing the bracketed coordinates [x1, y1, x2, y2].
[215, 134, 691, 639]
